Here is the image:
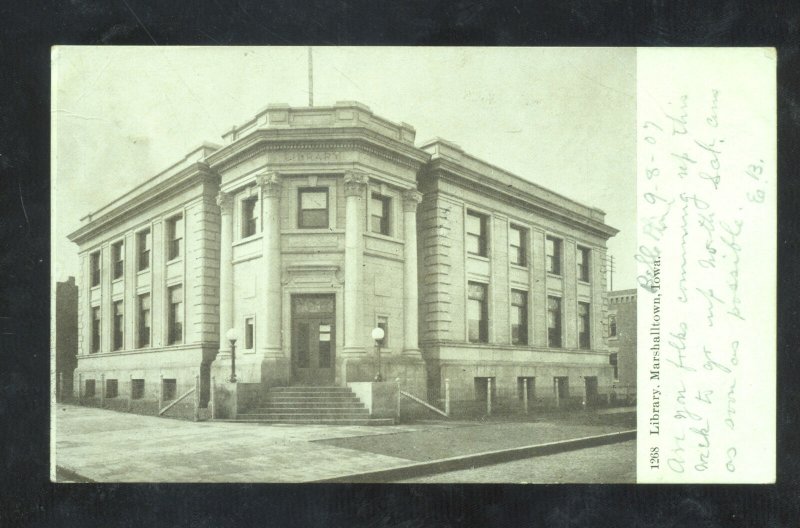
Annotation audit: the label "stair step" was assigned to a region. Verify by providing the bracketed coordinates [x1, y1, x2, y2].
[250, 402, 366, 411]
[243, 408, 369, 415]
[219, 418, 395, 426]
[262, 394, 359, 402]
[255, 401, 366, 408]
[270, 386, 353, 392]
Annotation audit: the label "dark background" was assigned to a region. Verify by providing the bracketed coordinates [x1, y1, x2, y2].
[1, 1, 798, 526]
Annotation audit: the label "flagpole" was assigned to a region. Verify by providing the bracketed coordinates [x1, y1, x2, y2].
[308, 47, 314, 107]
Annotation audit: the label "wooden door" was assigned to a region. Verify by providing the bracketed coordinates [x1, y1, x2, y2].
[291, 295, 335, 385]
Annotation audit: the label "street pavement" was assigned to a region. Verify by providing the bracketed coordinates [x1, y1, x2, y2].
[53, 404, 635, 483]
[399, 440, 636, 483]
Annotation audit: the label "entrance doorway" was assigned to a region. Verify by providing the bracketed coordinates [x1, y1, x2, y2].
[291, 294, 336, 385]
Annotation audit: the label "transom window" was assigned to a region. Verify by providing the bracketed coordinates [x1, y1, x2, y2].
[371, 193, 391, 235]
[509, 225, 527, 266]
[546, 236, 562, 275]
[577, 246, 591, 282]
[466, 211, 488, 257]
[467, 282, 488, 343]
[298, 188, 329, 229]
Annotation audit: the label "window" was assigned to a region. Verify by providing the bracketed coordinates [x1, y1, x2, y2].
[138, 294, 151, 348]
[546, 236, 562, 275]
[511, 289, 528, 345]
[106, 379, 118, 398]
[162, 379, 177, 400]
[112, 300, 124, 351]
[467, 282, 488, 343]
[85, 379, 96, 397]
[371, 193, 391, 235]
[90, 251, 101, 287]
[167, 215, 183, 260]
[112, 241, 124, 279]
[577, 246, 591, 282]
[578, 302, 591, 349]
[610, 353, 619, 380]
[318, 322, 332, 368]
[376, 316, 388, 347]
[466, 211, 488, 257]
[131, 379, 145, 400]
[509, 225, 527, 266]
[137, 229, 151, 271]
[241, 196, 259, 238]
[168, 285, 183, 345]
[298, 188, 328, 228]
[609, 315, 618, 337]
[245, 317, 254, 350]
[547, 296, 562, 348]
[517, 377, 535, 401]
[91, 306, 101, 353]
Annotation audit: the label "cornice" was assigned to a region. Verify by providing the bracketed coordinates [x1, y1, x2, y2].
[68, 164, 219, 246]
[426, 159, 619, 240]
[206, 127, 431, 174]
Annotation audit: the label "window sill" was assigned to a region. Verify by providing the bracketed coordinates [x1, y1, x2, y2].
[112, 277, 123, 284]
[166, 257, 183, 265]
[90, 284, 101, 291]
[467, 253, 490, 262]
[510, 263, 528, 271]
[137, 268, 150, 276]
[284, 228, 343, 235]
[233, 234, 262, 247]
[578, 279, 591, 286]
[365, 231, 403, 244]
[546, 272, 562, 280]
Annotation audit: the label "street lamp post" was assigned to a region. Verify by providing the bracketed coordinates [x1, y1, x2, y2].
[371, 326, 385, 382]
[226, 327, 239, 383]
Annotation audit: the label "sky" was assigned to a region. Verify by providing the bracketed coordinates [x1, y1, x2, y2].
[52, 46, 636, 289]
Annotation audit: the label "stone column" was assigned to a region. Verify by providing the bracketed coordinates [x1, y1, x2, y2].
[402, 189, 423, 356]
[343, 171, 368, 355]
[258, 172, 283, 357]
[217, 191, 234, 356]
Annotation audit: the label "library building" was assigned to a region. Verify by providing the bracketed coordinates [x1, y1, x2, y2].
[68, 101, 619, 421]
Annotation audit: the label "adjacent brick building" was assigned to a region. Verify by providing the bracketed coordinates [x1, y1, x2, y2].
[55, 276, 78, 401]
[606, 289, 637, 401]
[68, 101, 619, 416]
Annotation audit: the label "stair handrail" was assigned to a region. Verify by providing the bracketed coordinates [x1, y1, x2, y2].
[399, 390, 449, 418]
[159, 385, 196, 416]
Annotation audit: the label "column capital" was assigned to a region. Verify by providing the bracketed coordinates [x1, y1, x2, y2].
[402, 189, 423, 212]
[257, 171, 282, 198]
[216, 191, 234, 214]
[343, 171, 369, 197]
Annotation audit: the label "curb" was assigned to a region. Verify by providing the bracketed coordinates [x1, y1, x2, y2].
[310, 429, 636, 483]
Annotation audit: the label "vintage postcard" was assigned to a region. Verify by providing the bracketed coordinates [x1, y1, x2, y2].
[50, 46, 774, 483]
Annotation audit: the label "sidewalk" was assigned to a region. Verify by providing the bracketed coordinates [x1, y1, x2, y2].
[53, 404, 634, 483]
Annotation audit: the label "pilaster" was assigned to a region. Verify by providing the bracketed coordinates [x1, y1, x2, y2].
[217, 191, 234, 356]
[257, 171, 283, 358]
[343, 171, 368, 356]
[402, 189, 423, 356]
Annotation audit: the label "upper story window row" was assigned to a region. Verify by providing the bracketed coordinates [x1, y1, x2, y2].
[465, 208, 593, 284]
[88, 214, 183, 287]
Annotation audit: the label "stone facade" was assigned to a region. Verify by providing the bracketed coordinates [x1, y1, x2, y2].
[68, 101, 618, 416]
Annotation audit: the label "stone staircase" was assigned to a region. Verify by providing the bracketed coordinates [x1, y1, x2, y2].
[233, 386, 395, 425]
